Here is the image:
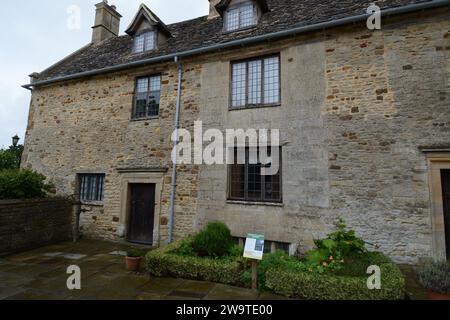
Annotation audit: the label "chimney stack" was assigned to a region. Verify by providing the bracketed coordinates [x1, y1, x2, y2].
[208, 0, 221, 19]
[92, 0, 122, 44]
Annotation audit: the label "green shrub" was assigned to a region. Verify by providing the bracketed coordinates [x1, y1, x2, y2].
[127, 247, 146, 258]
[228, 245, 244, 258]
[242, 251, 306, 289]
[0, 151, 19, 171]
[191, 222, 234, 258]
[175, 239, 196, 257]
[306, 218, 367, 272]
[333, 251, 392, 277]
[0, 169, 53, 200]
[0, 145, 23, 171]
[417, 261, 450, 294]
[266, 252, 405, 300]
[146, 241, 244, 286]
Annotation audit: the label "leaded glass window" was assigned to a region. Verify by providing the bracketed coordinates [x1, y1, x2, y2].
[231, 55, 280, 108]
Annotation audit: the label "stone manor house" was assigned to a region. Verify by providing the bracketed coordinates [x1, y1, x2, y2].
[22, 0, 450, 264]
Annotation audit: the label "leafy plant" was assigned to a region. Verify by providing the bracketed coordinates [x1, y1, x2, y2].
[417, 261, 450, 294]
[146, 240, 405, 300]
[127, 247, 146, 258]
[0, 169, 53, 200]
[265, 252, 405, 300]
[249, 251, 306, 289]
[146, 241, 244, 286]
[228, 245, 244, 258]
[0, 145, 23, 171]
[191, 222, 234, 258]
[175, 239, 196, 257]
[305, 218, 366, 272]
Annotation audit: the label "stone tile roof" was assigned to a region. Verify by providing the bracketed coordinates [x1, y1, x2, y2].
[36, 0, 435, 82]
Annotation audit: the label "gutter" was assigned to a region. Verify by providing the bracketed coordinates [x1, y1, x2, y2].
[22, 0, 450, 90]
[168, 56, 183, 244]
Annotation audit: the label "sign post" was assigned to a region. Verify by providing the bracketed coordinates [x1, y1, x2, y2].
[243, 234, 265, 290]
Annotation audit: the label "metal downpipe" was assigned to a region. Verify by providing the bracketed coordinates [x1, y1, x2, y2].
[168, 56, 183, 243]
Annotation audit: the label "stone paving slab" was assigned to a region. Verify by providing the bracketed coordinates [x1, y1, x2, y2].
[204, 284, 259, 300]
[0, 240, 288, 300]
[140, 277, 185, 295]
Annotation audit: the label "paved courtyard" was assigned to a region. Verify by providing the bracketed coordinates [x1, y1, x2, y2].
[0, 240, 285, 300]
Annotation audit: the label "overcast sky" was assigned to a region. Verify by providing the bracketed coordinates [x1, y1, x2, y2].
[0, 0, 208, 148]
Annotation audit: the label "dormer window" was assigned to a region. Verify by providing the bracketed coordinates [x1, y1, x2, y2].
[126, 4, 173, 54]
[224, 3, 257, 32]
[133, 31, 155, 53]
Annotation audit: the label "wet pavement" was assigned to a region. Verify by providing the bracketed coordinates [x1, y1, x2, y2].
[0, 240, 285, 300]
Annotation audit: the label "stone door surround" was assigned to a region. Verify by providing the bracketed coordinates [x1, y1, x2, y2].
[426, 152, 450, 261]
[118, 169, 166, 246]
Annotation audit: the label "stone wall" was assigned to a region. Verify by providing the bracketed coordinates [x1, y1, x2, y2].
[196, 9, 450, 264]
[0, 198, 73, 256]
[22, 8, 450, 263]
[22, 60, 202, 245]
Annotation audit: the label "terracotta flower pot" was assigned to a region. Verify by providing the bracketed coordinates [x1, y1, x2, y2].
[125, 256, 142, 272]
[427, 291, 450, 300]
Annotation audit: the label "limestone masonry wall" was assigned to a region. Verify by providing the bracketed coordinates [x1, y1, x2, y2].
[22, 8, 450, 263]
[23, 60, 201, 245]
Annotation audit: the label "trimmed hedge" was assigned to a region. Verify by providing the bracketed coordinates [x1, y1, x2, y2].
[266, 253, 405, 300]
[146, 241, 245, 286]
[146, 243, 405, 300]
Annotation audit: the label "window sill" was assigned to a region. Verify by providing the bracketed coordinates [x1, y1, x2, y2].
[80, 201, 104, 207]
[229, 104, 281, 111]
[130, 116, 159, 122]
[222, 25, 257, 35]
[226, 200, 284, 207]
[132, 49, 156, 55]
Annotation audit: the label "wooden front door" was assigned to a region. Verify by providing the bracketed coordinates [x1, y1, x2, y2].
[128, 184, 156, 245]
[441, 170, 450, 259]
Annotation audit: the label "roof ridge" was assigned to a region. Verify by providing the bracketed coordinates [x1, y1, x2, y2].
[26, 0, 448, 87]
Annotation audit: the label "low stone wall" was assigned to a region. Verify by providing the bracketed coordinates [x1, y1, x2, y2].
[0, 198, 73, 256]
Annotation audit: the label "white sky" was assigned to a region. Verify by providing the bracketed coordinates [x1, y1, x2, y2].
[0, 0, 208, 148]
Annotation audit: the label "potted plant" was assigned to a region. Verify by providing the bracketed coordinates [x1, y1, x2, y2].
[125, 247, 145, 272]
[417, 261, 450, 300]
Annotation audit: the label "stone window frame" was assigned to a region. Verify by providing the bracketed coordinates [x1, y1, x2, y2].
[425, 152, 450, 261]
[223, 1, 259, 33]
[227, 146, 283, 204]
[229, 54, 281, 110]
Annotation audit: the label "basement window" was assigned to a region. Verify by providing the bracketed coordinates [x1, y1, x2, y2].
[133, 31, 155, 53]
[78, 174, 105, 202]
[233, 237, 290, 254]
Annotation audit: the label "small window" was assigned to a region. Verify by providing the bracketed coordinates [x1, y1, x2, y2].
[228, 147, 282, 203]
[133, 75, 161, 119]
[231, 55, 280, 109]
[133, 31, 155, 53]
[224, 3, 257, 32]
[79, 174, 105, 202]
